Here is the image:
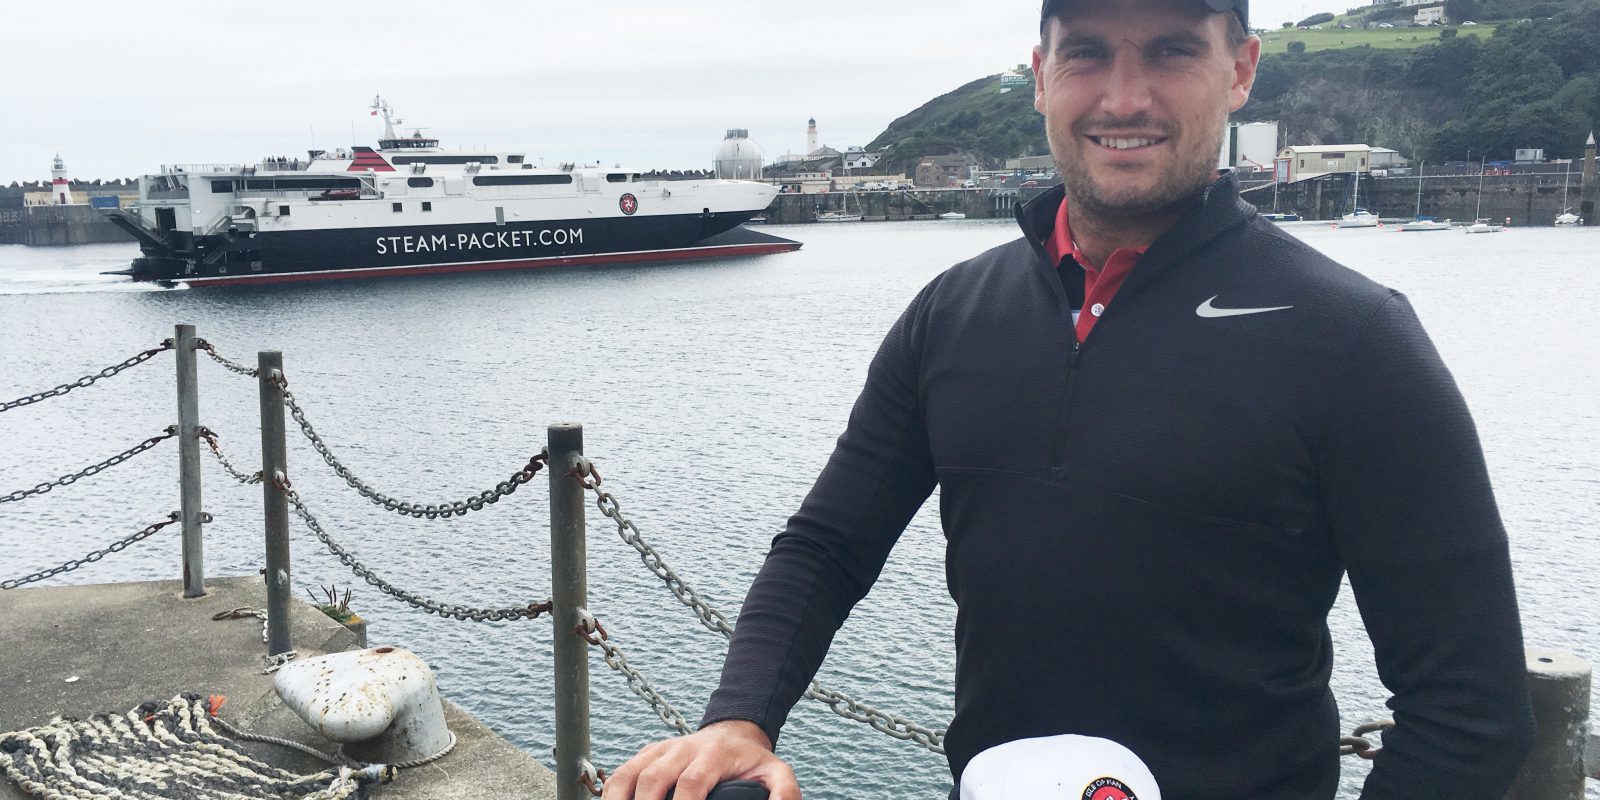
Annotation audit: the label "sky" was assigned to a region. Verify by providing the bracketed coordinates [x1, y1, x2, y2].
[1, 0, 1328, 185]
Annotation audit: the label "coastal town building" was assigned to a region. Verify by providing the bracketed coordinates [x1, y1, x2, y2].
[916, 155, 977, 187]
[1414, 5, 1446, 24]
[1277, 144, 1376, 182]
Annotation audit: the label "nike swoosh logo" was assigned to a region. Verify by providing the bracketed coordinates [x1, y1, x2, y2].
[1196, 296, 1294, 318]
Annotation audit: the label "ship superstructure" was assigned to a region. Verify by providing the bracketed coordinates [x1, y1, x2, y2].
[107, 97, 792, 286]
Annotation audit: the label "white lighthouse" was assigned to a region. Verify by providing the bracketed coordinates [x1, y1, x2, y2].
[806, 117, 819, 156]
[51, 154, 72, 205]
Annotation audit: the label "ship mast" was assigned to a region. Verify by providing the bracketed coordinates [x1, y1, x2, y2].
[370, 95, 402, 142]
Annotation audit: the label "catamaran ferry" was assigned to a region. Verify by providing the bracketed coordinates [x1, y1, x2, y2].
[106, 98, 796, 286]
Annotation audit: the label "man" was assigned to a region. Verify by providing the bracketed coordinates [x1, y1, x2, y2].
[603, 0, 1535, 797]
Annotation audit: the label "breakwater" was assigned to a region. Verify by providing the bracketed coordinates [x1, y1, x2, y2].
[762, 188, 1019, 224]
[1243, 172, 1593, 225]
[0, 204, 134, 246]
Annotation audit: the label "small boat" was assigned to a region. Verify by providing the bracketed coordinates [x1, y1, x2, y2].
[1397, 217, 1451, 231]
[314, 188, 362, 201]
[939, 212, 967, 220]
[1461, 157, 1503, 233]
[1336, 172, 1378, 228]
[1555, 158, 1581, 224]
[1261, 212, 1300, 222]
[1336, 209, 1380, 228]
[817, 191, 862, 222]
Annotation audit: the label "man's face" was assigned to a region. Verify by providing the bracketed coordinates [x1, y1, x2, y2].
[1032, 0, 1260, 220]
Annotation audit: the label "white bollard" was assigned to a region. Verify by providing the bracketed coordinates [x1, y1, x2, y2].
[274, 646, 452, 765]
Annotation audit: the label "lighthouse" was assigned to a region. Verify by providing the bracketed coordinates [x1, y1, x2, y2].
[51, 154, 72, 205]
[806, 117, 819, 156]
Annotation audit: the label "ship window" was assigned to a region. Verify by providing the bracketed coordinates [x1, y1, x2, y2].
[407, 177, 434, 188]
[391, 155, 500, 165]
[243, 178, 360, 191]
[495, 207, 505, 226]
[212, 180, 236, 193]
[422, 201, 432, 212]
[393, 202, 403, 212]
[279, 205, 291, 216]
[472, 174, 573, 186]
[507, 155, 524, 163]
[606, 173, 629, 183]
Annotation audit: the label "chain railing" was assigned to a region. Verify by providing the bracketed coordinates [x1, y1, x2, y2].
[240, 464, 554, 623]
[2, 426, 179, 504]
[1, 340, 174, 413]
[575, 608, 695, 736]
[573, 457, 950, 754]
[270, 372, 546, 519]
[2, 512, 182, 590]
[195, 339, 258, 378]
[197, 426, 263, 485]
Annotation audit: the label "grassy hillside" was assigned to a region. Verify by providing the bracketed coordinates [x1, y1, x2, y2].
[1257, 23, 1497, 53]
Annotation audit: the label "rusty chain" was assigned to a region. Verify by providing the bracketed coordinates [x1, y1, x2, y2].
[575, 608, 695, 736]
[578, 759, 607, 797]
[194, 338, 259, 377]
[1340, 719, 1394, 760]
[573, 458, 948, 754]
[270, 371, 546, 518]
[2, 512, 181, 590]
[2, 426, 178, 504]
[197, 426, 264, 484]
[266, 472, 553, 623]
[1, 339, 173, 413]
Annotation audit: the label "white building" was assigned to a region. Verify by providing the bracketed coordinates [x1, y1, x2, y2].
[1277, 144, 1376, 182]
[1414, 5, 1445, 24]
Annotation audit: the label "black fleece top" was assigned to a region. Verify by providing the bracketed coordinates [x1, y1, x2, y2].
[701, 176, 1534, 799]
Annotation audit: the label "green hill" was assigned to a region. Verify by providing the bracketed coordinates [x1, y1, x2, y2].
[868, 0, 1600, 167]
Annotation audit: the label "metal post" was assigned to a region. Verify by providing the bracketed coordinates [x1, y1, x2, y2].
[1503, 649, 1592, 799]
[548, 423, 591, 800]
[175, 324, 205, 598]
[258, 351, 292, 657]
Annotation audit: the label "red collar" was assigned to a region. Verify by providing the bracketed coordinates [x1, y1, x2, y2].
[1044, 195, 1148, 272]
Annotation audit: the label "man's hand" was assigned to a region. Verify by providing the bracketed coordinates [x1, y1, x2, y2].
[601, 720, 801, 800]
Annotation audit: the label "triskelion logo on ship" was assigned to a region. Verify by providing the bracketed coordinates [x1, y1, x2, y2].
[1083, 776, 1138, 800]
[619, 193, 638, 215]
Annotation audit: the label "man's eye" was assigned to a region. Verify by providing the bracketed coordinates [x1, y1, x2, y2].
[1063, 48, 1105, 60]
[1157, 46, 1197, 58]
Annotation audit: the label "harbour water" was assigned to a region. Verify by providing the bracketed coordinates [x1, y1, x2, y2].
[2, 222, 1597, 799]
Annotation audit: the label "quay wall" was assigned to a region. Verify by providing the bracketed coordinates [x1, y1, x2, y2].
[0, 204, 135, 246]
[1243, 173, 1593, 225]
[763, 187, 1022, 224]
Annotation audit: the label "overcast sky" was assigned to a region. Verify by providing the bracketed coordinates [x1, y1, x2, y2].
[1, 0, 1326, 184]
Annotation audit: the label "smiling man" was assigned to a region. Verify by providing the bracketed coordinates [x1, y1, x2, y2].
[602, 1, 1535, 798]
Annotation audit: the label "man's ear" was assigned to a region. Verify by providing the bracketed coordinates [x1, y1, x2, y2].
[1032, 43, 1048, 115]
[1228, 34, 1261, 113]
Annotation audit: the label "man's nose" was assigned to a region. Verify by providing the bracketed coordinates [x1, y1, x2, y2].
[1097, 51, 1156, 120]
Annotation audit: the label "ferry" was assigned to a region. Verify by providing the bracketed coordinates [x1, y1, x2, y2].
[105, 97, 796, 287]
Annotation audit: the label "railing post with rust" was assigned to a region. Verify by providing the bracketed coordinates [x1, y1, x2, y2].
[258, 351, 292, 657]
[175, 324, 205, 597]
[1503, 649, 1592, 799]
[549, 423, 592, 800]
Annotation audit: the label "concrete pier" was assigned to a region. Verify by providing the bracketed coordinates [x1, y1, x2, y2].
[0, 576, 557, 799]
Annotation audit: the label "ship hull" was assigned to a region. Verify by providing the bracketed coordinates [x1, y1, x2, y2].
[120, 211, 794, 286]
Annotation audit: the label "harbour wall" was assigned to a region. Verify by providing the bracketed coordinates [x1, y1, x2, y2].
[1242, 173, 1593, 225]
[0, 204, 135, 246]
[763, 187, 1019, 224]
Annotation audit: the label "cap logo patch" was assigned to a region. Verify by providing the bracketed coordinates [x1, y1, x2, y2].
[1082, 776, 1137, 800]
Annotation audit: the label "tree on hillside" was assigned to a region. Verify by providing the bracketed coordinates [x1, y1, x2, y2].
[1288, 40, 1308, 52]
[1298, 12, 1337, 25]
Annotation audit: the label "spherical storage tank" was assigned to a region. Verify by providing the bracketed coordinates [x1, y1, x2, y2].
[714, 129, 764, 180]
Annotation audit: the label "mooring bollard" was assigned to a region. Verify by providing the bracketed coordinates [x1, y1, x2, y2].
[1504, 649, 1592, 799]
[258, 351, 292, 657]
[549, 423, 592, 800]
[174, 324, 205, 598]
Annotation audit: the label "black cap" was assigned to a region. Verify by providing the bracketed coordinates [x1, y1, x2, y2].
[1041, 0, 1248, 35]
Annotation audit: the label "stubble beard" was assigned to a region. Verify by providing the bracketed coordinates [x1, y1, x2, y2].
[1052, 109, 1228, 224]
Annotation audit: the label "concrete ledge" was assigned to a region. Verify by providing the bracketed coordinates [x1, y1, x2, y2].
[0, 576, 555, 799]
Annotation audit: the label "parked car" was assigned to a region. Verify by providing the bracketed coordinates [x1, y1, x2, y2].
[1378, 22, 1394, 27]
[1462, 20, 1478, 24]
[1020, 180, 1040, 188]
